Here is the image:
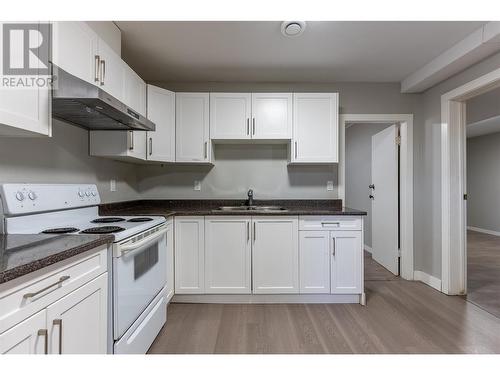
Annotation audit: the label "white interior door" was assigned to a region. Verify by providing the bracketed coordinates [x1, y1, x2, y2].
[371, 124, 399, 275]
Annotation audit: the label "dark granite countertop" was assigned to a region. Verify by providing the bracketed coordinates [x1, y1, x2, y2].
[99, 199, 367, 218]
[0, 234, 114, 285]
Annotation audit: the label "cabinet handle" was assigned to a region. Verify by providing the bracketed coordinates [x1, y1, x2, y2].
[252, 118, 256, 135]
[294, 142, 298, 158]
[53, 319, 63, 354]
[204, 141, 208, 159]
[246, 118, 250, 136]
[23, 275, 70, 299]
[100, 60, 106, 86]
[332, 237, 336, 256]
[149, 138, 153, 156]
[128, 131, 134, 150]
[247, 221, 250, 242]
[253, 222, 256, 242]
[94, 55, 100, 83]
[322, 222, 340, 227]
[38, 329, 48, 354]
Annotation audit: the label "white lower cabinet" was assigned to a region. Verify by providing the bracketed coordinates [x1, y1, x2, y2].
[205, 217, 251, 294]
[0, 310, 47, 354]
[331, 231, 363, 294]
[299, 231, 331, 294]
[174, 217, 205, 294]
[252, 217, 299, 294]
[46, 273, 107, 354]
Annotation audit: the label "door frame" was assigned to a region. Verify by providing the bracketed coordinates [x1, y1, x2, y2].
[440, 67, 500, 295]
[339, 114, 414, 280]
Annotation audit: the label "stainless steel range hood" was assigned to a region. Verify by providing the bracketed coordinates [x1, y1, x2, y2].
[52, 66, 155, 131]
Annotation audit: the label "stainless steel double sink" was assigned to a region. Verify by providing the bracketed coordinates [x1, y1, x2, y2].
[212, 205, 289, 213]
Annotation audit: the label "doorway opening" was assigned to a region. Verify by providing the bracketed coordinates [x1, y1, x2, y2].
[339, 114, 414, 281]
[464, 87, 500, 317]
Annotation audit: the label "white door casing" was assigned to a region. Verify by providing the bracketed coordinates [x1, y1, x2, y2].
[371, 124, 399, 275]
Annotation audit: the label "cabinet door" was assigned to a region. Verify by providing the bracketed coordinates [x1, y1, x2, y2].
[51, 21, 98, 85]
[0, 22, 50, 137]
[0, 310, 47, 354]
[147, 85, 175, 162]
[174, 217, 205, 294]
[97, 40, 125, 102]
[165, 222, 175, 302]
[331, 231, 362, 294]
[210, 93, 251, 139]
[176, 93, 211, 162]
[292, 93, 338, 163]
[252, 217, 299, 294]
[299, 231, 330, 294]
[123, 65, 147, 117]
[46, 273, 108, 354]
[251, 93, 292, 139]
[205, 217, 251, 294]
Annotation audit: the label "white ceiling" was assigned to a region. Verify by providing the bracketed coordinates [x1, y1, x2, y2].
[116, 21, 486, 83]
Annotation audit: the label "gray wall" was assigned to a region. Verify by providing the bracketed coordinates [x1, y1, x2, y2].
[466, 86, 500, 124]
[467, 132, 500, 232]
[0, 119, 139, 202]
[139, 82, 422, 200]
[345, 123, 392, 247]
[419, 50, 500, 278]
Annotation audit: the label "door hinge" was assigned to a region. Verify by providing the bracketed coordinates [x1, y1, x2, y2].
[395, 135, 401, 145]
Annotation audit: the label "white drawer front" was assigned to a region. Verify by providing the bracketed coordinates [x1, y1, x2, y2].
[299, 216, 362, 231]
[0, 246, 108, 333]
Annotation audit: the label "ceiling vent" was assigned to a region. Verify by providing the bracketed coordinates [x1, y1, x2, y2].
[281, 21, 306, 37]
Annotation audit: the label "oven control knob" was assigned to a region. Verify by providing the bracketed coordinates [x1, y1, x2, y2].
[15, 191, 25, 201]
[78, 191, 84, 198]
[28, 191, 37, 201]
[85, 191, 90, 197]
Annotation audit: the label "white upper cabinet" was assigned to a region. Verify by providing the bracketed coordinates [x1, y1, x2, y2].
[330, 231, 363, 294]
[205, 217, 252, 294]
[291, 93, 339, 163]
[96, 40, 125, 102]
[252, 217, 299, 294]
[176, 93, 211, 163]
[51, 22, 99, 85]
[210, 93, 292, 141]
[123, 65, 147, 117]
[89, 130, 147, 162]
[0, 22, 51, 137]
[147, 85, 175, 162]
[251, 93, 292, 139]
[210, 93, 251, 139]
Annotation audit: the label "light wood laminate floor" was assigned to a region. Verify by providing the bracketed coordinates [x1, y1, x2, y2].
[467, 230, 500, 318]
[148, 251, 500, 354]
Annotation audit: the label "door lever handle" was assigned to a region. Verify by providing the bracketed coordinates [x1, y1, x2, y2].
[369, 184, 375, 189]
[369, 195, 374, 200]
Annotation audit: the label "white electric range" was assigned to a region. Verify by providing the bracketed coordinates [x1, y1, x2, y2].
[0, 183, 168, 354]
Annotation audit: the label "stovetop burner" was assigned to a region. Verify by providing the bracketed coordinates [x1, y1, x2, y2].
[41, 227, 79, 234]
[127, 217, 154, 222]
[91, 217, 125, 223]
[80, 226, 126, 234]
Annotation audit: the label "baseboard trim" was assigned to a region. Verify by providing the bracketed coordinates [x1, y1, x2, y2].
[364, 245, 372, 254]
[172, 293, 362, 304]
[414, 270, 442, 291]
[467, 226, 500, 237]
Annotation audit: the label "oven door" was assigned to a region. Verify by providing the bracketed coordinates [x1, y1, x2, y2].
[113, 224, 167, 340]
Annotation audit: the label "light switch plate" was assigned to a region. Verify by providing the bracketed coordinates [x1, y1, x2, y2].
[194, 180, 201, 191]
[110, 179, 116, 192]
[327, 181, 334, 191]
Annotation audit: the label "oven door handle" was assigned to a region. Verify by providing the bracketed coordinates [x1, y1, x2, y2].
[118, 226, 167, 256]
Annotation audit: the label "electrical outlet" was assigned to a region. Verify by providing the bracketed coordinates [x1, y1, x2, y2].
[327, 181, 334, 191]
[194, 180, 201, 191]
[110, 179, 116, 192]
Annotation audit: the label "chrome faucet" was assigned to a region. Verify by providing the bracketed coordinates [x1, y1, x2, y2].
[247, 189, 254, 206]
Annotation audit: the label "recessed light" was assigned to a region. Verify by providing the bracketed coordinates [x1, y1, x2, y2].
[281, 21, 306, 37]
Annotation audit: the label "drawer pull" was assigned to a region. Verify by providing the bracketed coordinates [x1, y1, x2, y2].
[321, 222, 340, 227]
[23, 276, 70, 299]
[53, 319, 63, 354]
